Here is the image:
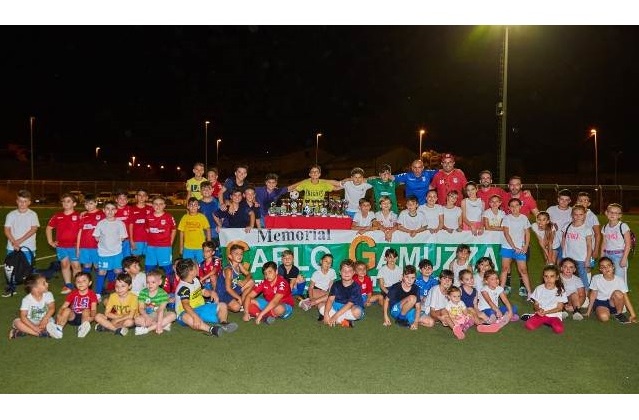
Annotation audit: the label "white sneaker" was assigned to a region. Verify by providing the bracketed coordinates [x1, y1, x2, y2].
[77, 321, 91, 338]
[573, 311, 584, 321]
[561, 311, 569, 320]
[135, 326, 149, 336]
[46, 322, 63, 339]
[581, 296, 590, 309]
[163, 323, 171, 332]
[299, 298, 312, 311]
[115, 327, 128, 336]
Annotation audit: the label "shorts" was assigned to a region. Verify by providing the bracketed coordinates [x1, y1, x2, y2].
[131, 241, 147, 256]
[345, 210, 357, 219]
[593, 299, 618, 314]
[146, 246, 173, 267]
[390, 302, 416, 323]
[98, 253, 123, 271]
[182, 248, 204, 264]
[330, 301, 364, 320]
[68, 313, 84, 326]
[79, 248, 99, 266]
[57, 247, 79, 262]
[500, 247, 527, 262]
[177, 303, 219, 326]
[481, 304, 518, 318]
[255, 297, 293, 319]
[217, 282, 243, 304]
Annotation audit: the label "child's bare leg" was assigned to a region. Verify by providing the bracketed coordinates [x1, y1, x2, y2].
[516, 260, 531, 294]
[181, 313, 213, 332]
[419, 314, 435, 327]
[13, 319, 41, 336]
[160, 312, 177, 327]
[217, 302, 229, 322]
[500, 258, 512, 287]
[56, 307, 73, 327]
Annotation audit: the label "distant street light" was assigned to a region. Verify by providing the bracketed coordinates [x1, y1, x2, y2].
[95, 147, 101, 159]
[589, 129, 598, 186]
[29, 116, 35, 181]
[131, 155, 136, 167]
[205, 121, 210, 169]
[315, 133, 322, 165]
[419, 129, 426, 158]
[216, 138, 222, 167]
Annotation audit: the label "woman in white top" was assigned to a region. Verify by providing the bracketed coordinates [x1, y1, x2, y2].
[461, 181, 485, 236]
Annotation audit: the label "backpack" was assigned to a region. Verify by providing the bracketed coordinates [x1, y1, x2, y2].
[603, 222, 636, 258]
[3, 247, 35, 296]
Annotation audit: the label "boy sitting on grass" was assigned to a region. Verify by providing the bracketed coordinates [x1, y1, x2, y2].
[51, 272, 98, 338]
[243, 261, 294, 325]
[174, 258, 238, 337]
[94, 273, 137, 336]
[383, 265, 421, 330]
[134, 268, 176, 335]
[318, 259, 364, 328]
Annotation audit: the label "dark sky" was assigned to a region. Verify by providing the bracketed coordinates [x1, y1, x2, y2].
[2, 26, 637, 174]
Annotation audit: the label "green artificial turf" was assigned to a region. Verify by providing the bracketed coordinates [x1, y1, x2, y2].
[1, 206, 638, 393]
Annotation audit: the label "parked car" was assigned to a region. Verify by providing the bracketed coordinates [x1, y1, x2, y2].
[33, 192, 60, 205]
[68, 190, 85, 202]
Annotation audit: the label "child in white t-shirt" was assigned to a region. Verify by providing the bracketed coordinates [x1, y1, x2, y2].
[374, 196, 398, 242]
[418, 190, 444, 234]
[369, 248, 402, 305]
[342, 167, 372, 218]
[351, 198, 376, 235]
[586, 257, 636, 324]
[600, 203, 632, 282]
[397, 197, 428, 237]
[483, 194, 505, 232]
[461, 181, 484, 236]
[9, 273, 60, 339]
[531, 211, 561, 265]
[442, 191, 462, 233]
[499, 198, 532, 298]
[561, 205, 594, 290]
[299, 253, 336, 313]
[123, 255, 146, 295]
[445, 286, 474, 339]
[558, 257, 585, 320]
[523, 265, 568, 334]
[478, 269, 517, 323]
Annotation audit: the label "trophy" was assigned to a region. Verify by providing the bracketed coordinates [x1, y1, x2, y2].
[321, 198, 328, 217]
[268, 202, 277, 216]
[340, 199, 349, 216]
[290, 199, 298, 216]
[303, 202, 311, 216]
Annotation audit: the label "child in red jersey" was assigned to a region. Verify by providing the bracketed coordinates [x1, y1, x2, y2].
[199, 240, 222, 296]
[51, 272, 99, 338]
[46, 193, 81, 294]
[353, 260, 373, 307]
[243, 261, 295, 325]
[76, 194, 105, 277]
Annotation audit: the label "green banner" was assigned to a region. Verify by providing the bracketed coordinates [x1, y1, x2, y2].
[220, 229, 502, 281]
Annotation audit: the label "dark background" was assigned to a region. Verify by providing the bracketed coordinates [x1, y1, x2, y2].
[1, 26, 636, 177]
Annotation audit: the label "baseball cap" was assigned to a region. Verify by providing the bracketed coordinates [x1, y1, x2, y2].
[441, 153, 454, 160]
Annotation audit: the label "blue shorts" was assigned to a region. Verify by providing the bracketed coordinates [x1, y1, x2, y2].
[121, 240, 131, 257]
[182, 248, 204, 264]
[390, 302, 416, 324]
[98, 253, 123, 271]
[131, 242, 147, 256]
[177, 303, 219, 326]
[331, 301, 364, 320]
[593, 299, 618, 314]
[345, 210, 356, 219]
[500, 247, 527, 262]
[57, 247, 79, 262]
[255, 297, 293, 319]
[79, 248, 99, 266]
[482, 305, 518, 317]
[218, 283, 243, 304]
[146, 246, 173, 267]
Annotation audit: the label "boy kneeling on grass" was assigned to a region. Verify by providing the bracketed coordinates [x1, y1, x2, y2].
[383, 265, 421, 330]
[174, 258, 238, 337]
[242, 261, 294, 325]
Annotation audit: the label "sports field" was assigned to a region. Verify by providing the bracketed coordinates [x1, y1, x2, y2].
[1, 206, 638, 394]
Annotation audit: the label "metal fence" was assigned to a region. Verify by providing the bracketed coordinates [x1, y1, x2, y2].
[2, 180, 639, 214]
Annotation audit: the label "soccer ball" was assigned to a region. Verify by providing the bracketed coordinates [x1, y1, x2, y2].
[289, 190, 299, 200]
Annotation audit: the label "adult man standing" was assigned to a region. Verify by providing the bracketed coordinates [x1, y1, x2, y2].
[503, 176, 539, 218]
[392, 159, 437, 206]
[477, 170, 508, 210]
[430, 153, 467, 206]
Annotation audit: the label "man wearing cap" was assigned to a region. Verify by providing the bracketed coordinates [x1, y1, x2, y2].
[391, 159, 437, 206]
[367, 164, 399, 213]
[430, 153, 467, 206]
[477, 170, 508, 210]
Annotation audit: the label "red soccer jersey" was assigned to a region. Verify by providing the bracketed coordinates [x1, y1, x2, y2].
[211, 181, 223, 199]
[252, 275, 295, 307]
[128, 204, 153, 242]
[78, 210, 106, 249]
[146, 212, 177, 246]
[431, 169, 467, 206]
[199, 257, 222, 286]
[115, 205, 131, 224]
[65, 289, 99, 314]
[354, 274, 373, 295]
[477, 187, 508, 210]
[503, 191, 538, 216]
[47, 211, 81, 248]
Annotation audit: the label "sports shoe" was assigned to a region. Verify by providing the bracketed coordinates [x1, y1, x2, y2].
[520, 313, 533, 322]
[77, 321, 91, 338]
[510, 314, 519, 322]
[462, 318, 474, 331]
[518, 287, 527, 297]
[2, 288, 15, 298]
[60, 286, 73, 295]
[504, 286, 511, 295]
[38, 331, 50, 338]
[134, 326, 149, 336]
[219, 322, 238, 333]
[8, 328, 25, 339]
[263, 316, 276, 325]
[452, 325, 465, 339]
[115, 327, 128, 336]
[317, 314, 324, 322]
[573, 311, 584, 321]
[209, 325, 223, 337]
[95, 324, 106, 332]
[163, 323, 171, 332]
[340, 319, 354, 328]
[395, 318, 410, 328]
[581, 296, 590, 309]
[299, 298, 312, 311]
[46, 322, 63, 339]
[561, 311, 569, 320]
[614, 313, 631, 324]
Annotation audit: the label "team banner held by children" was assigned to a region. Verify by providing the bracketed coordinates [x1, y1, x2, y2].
[220, 229, 502, 282]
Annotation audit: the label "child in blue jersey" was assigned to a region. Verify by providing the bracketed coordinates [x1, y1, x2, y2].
[415, 259, 438, 306]
[219, 244, 255, 313]
[459, 268, 485, 324]
[197, 181, 220, 253]
[383, 265, 421, 330]
[319, 259, 364, 328]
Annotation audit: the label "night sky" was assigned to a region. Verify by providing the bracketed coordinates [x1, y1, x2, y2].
[2, 26, 638, 175]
